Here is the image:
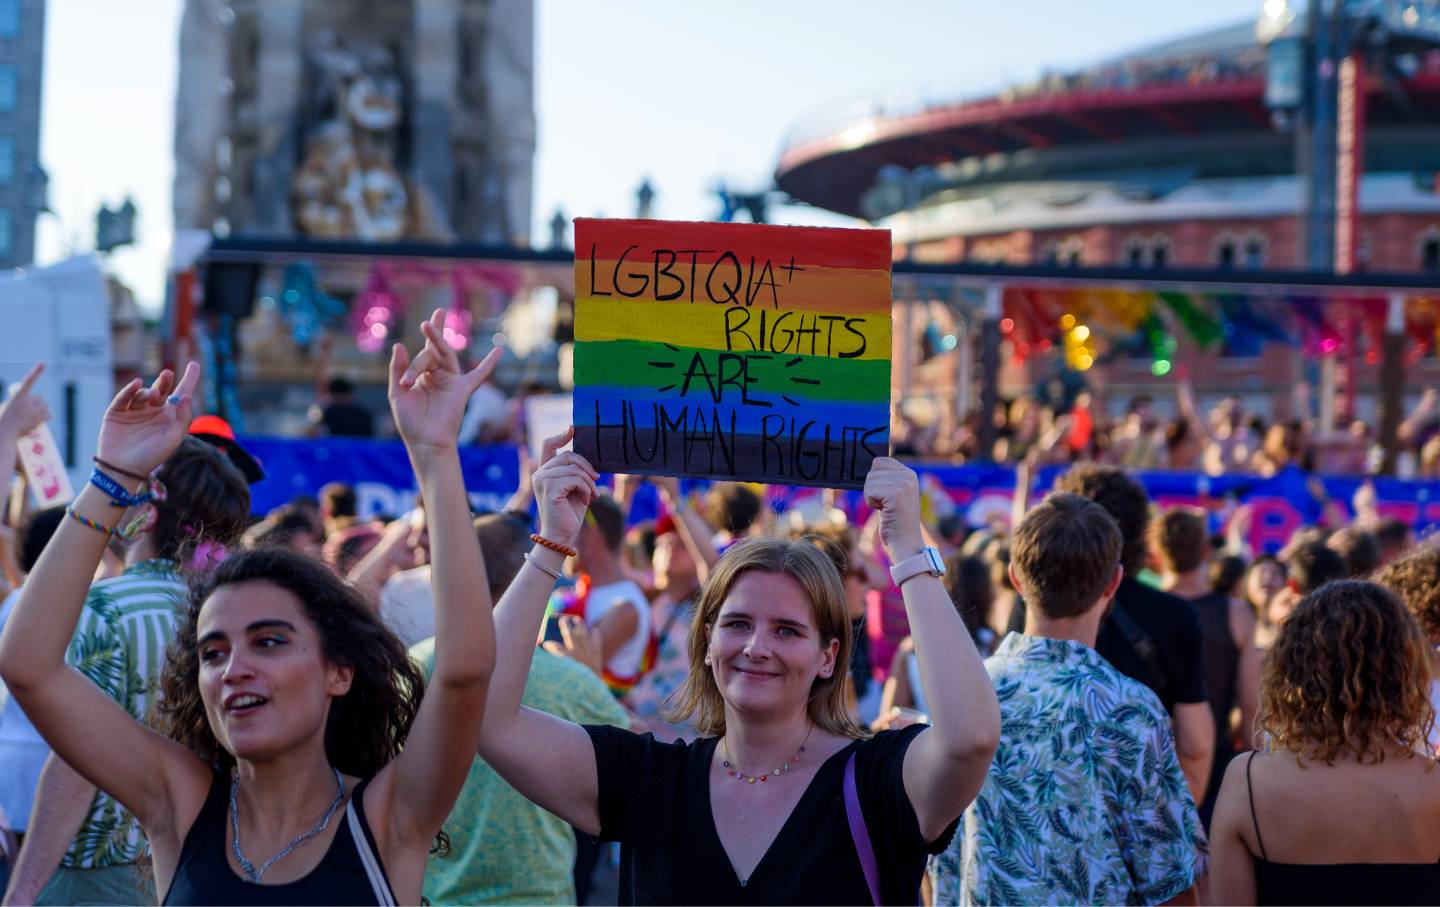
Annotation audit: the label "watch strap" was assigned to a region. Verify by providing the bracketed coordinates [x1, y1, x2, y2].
[889, 547, 945, 587]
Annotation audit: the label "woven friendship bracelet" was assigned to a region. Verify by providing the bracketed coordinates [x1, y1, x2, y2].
[529, 533, 578, 558]
[89, 468, 154, 509]
[66, 507, 116, 537]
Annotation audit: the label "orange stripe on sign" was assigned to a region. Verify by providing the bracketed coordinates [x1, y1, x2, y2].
[576, 260, 892, 315]
[574, 218, 893, 272]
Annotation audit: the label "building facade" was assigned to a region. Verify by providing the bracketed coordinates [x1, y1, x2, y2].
[0, 0, 45, 269]
[173, 0, 535, 246]
[775, 19, 1440, 420]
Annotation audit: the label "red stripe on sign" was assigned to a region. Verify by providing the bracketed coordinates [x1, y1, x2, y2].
[574, 218, 892, 272]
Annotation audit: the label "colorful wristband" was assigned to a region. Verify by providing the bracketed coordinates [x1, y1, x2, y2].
[66, 507, 116, 537]
[88, 468, 153, 509]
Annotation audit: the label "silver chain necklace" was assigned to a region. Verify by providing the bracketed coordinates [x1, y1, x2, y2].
[229, 767, 346, 884]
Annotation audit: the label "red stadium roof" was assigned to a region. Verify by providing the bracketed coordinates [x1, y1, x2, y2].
[775, 26, 1440, 218]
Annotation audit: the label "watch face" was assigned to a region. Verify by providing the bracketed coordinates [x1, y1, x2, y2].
[924, 547, 945, 576]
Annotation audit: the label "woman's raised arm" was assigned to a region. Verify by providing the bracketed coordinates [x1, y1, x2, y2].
[477, 428, 607, 835]
[371, 310, 501, 848]
[864, 458, 1001, 842]
[0, 364, 210, 830]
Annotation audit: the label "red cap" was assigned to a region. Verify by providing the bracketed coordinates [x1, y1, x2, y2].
[188, 415, 265, 484]
[189, 414, 236, 440]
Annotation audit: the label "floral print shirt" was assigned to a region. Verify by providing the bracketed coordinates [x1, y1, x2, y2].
[931, 633, 1207, 906]
[62, 560, 188, 869]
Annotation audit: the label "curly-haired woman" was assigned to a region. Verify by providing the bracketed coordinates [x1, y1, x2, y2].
[1375, 544, 1440, 756]
[1209, 580, 1440, 905]
[0, 309, 500, 905]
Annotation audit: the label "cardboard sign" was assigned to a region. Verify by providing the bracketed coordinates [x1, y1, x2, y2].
[16, 423, 74, 507]
[572, 219, 892, 488]
[524, 393, 574, 462]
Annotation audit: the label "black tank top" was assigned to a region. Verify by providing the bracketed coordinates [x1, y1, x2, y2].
[162, 769, 398, 906]
[1247, 753, 1440, 905]
[1191, 591, 1239, 826]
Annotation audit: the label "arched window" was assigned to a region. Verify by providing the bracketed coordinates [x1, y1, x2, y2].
[1215, 235, 1238, 269]
[1421, 230, 1440, 273]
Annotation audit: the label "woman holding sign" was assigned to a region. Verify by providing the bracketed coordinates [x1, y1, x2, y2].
[0, 310, 500, 905]
[477, 432, 1000, 904]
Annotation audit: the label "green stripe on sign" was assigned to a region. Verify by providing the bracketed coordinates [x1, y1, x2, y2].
[574, 339, 890, 403]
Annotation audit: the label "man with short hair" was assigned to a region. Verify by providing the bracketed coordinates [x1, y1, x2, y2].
[931, 494, 1205, 905]
[556, 494, 649, 694]
[1052, 463, 1214, 803]
[410, 513, 627, 905]
[1152, 507, 1259, 829]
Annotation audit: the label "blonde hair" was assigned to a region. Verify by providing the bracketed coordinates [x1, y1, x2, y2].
[666, 536, 867, 739]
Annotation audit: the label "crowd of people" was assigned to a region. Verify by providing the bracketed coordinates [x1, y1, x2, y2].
[895, 373, 1440, 479]
[0, 311, 1436, 905]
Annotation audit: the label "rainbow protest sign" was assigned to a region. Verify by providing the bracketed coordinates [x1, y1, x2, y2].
[572, 219, 892, 489]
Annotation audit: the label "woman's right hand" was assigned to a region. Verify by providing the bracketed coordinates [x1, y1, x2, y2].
[95, 363, 200, 478]
[532, 427, 598, 550]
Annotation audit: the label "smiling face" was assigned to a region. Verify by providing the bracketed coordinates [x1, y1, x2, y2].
[196, 580, 352, 764]
[706, 570, 839, 720]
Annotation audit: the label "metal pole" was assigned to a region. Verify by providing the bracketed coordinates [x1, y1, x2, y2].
[1377, 293, 1407, 475]
[977, 283, 1003, 459]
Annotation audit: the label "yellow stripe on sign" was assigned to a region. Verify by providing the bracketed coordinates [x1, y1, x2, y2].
[576, 260, 893, 315]
[574, 297, 891, 362]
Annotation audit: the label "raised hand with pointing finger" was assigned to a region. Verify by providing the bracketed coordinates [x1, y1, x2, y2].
[0, 362, 50, 442]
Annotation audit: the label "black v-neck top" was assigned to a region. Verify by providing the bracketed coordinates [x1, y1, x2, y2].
[583, 722, 954, 905]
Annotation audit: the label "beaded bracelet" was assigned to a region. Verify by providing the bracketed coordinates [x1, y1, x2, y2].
[529, 533, 578, 558]
[66, 507, 115, 537]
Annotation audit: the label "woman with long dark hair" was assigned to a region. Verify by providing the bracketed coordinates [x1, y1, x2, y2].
[0, 310, 500, 904]
[474, 436, 1000, 904]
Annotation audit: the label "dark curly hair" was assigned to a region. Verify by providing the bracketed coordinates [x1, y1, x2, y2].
[1258, 579, 1434, 764]
[155, 547, 424, 778]
[1052, 463, 1151, 574]
[1374, 545, 1440, 644]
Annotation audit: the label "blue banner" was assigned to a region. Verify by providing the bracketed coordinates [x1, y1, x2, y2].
[240, 436, 521, 518]
[238, 437, 1440, 553]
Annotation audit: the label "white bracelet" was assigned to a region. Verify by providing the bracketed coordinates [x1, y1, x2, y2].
[524, 552, 562, 581]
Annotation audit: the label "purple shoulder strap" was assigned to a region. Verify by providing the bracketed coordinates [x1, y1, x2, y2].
[844, 749, 882, 906]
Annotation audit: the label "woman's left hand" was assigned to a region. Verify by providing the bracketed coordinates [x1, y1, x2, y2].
[389, 309, 503, 455]
[863, 457, 925, 562]
[95, 363, 200, 478]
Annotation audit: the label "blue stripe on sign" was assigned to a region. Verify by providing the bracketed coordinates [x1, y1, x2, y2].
[572, 386, 888, 437]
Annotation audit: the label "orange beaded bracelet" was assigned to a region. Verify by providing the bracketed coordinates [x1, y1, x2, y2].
[530, 533, 578, 559]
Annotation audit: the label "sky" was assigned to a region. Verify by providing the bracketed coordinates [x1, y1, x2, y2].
[36, 0, 1264, 310]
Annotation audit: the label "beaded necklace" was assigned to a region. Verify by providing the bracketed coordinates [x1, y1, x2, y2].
[720, 725, 813, 785]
